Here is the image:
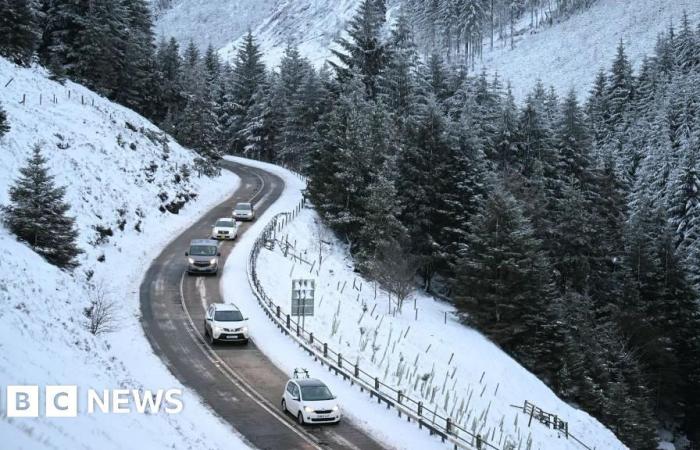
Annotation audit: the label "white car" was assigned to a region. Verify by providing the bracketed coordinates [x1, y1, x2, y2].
[212, 217, 238, 240]
[281, 377, 341, 425]
[232, 202, 255, 221]
[203, 303, 249, 345]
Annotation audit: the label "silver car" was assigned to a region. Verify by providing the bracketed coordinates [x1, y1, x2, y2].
[186, 239, 220, 275]
[233, 202, 255, 221]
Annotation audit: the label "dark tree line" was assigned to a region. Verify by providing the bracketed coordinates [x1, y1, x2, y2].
[304, 4, 700, 448]
[2, 0, 700, 446]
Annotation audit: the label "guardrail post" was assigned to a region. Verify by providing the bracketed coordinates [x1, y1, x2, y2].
[323, 342, 328, 357]
[397, 390, 403, 418]
[476, 434, 482, 449]
[354, 364, 359, 378]
[276, 305, 280, 318]
[418, 401, 423, 416]
[310, 332, 314, 344]
[338, 353, 342, 368]
[374, 377, 379, 390]
[446, 417, 452, 435]
[286, 314, 290, 329]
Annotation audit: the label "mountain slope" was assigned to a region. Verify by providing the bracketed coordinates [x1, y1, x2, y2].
[155, 0, 699, 101]
[474, 0, 700, 100]
[0, 57, 249, 449]
[153, 0, 277, 51]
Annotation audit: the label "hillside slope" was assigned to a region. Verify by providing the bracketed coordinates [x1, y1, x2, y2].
[474, 0, 700, 100]
[153, 0, 276, 51]
[155, 0, 699, 101]
[0, 58, 249, 449]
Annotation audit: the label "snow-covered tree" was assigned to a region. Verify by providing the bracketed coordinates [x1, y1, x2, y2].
[453, 187, 559, 375]
[330, 0, 387, 98]
[0, 0, 40, 66]
[0, 101, 9, 137]
[3, 145, 82, 269]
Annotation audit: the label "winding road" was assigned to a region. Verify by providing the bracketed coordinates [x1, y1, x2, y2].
[140, 160, 385, 450]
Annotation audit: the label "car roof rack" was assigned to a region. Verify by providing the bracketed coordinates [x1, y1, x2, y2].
[293, 368, 310, 379]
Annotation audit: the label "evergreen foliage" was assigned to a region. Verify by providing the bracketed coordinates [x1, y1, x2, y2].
[0, 0, 40, 66]
[0, 101, 9, 137]
[3, 145, 83, 269]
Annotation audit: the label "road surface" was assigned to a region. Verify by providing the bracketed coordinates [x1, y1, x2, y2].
[140, 160, 385, 450]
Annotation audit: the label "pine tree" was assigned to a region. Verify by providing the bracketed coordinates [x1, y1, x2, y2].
[453, 187, 559, 375]
[606, 40, 635, 134]
[668, 152, 700, 294]
[115, 0, 158, 117]
[0, 101, 9, 137]
[396, 95, 454, 289]
[307, 75, 385, 246]
[586, 68, 610, 154]
[492, 82, 519, 170]
[380, 10, 421, 121]
[3, 145, 82, 269]
[154, 37, 183, 126]
[276, 44, 316, 168]
[0, 0, 40, 66]
[329, 0, 387, 98]
[226, 31, 266, 154]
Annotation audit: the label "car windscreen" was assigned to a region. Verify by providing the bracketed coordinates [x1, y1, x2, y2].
[216, 220, 234, 227]
[235, 204, 251, 211]
[214, 310, 244, 321]
[189, 245, 217, 256]
[300, 385, 333, 401]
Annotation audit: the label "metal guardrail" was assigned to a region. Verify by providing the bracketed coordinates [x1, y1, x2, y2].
[246, 206, 501, 450]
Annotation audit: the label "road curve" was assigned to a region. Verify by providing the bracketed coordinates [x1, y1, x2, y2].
[140, 160, 385, 450]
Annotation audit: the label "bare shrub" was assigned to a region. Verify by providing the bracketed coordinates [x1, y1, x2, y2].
[83, 283, 119, 335]
[371, 239, 418, 313]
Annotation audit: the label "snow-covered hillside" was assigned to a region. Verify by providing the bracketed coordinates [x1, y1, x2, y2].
[0, 58, 249, 449]
[153, 0, 276, 51]
[220, 0, 363, 67]
[156, 0, 699, 101]
[474, 0, 700, 100]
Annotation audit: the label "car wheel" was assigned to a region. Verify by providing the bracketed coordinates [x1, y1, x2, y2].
[208, 331, 216, 345]
[242, 339, 249, 345]
[281, 399, 287, 413]
[297, 412, 304, 425]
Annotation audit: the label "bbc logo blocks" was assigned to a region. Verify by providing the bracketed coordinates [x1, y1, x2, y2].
[5, 385, 78, 417]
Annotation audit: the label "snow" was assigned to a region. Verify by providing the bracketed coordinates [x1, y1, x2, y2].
[158, 0, 699, 101]
[0, 57, 250, 449]
[153, 0, 277, 52]
[219, 0, 362, 68]
[474, 0, 700, 101]
[221, 157, 628, 450]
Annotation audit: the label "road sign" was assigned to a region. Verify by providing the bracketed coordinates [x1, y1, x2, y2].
[291, 279, 315, 317]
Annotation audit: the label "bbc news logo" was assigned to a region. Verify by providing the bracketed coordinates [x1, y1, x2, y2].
[3, 386, 183, 417]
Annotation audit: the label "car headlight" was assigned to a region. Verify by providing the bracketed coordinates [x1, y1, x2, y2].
[304, 406, 314, 413]
[332, 405, 339, 411]
[213, 326, 221, 334]
[209, 258, 217, 264]
[188, 257, 194, 264]
[240, 326, 248, 333]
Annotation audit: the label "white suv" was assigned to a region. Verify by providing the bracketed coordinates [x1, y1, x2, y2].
[203, 303, 249, 345]
[212, 217, 238, 240]
[281, 376, 341, 425]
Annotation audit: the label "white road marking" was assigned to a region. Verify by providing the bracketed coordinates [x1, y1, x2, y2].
[179, 268, 323, 449]
[195, 276, 209, 312]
